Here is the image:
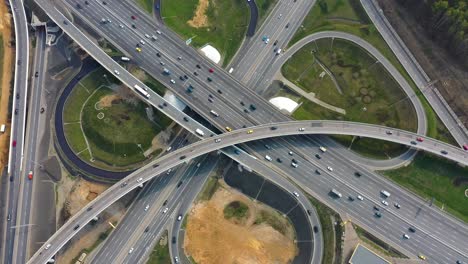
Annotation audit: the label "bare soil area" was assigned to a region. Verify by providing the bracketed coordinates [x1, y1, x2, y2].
[56, 176, 132, 263]
[0, 1, 13, 171]
[187, 0, 209, 28]
[184, 182, 297, 264]
[377, 0, 468, 126]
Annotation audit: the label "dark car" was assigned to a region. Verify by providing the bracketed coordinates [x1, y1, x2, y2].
[177, 181, 183, 188]
[17, 60, 21, 65]
[234, 149, 241, 155]
[285, 23, 290, 28]
[76, 3, 82, 9]
[163, 102, 167, 107]
[313, 226, 319, 233]
[207, 77, 213, 82]
[209, 94, 213, 98]
[40, 107, 45, 113]
[163, 200, 168, 206]
[153, 164, 159, 168]
[273, 40, 278, 46]
[194, 71, 198, 76]
[217, 89, 222, 94]
[374, 212, 382, 218]
[131, 24, 136, 29]
[348, 196, 355, 201]
[243, 109, 249, 113]
[408, 227, 416, 233]
[292, 158, 297, 164]
[121, 182, 128, 187]
[183, 117, 189, 122]
[240, 101, 245, 106]
[63, 20, 68, 25]
[35, 71, 39, 77]
[315, 169, 321, 175]
[270, 126, 277, 130]
[87, 206, 93, 211]
[144, 226, 150, 232]
[276, 158, 282, 163]
[410, 141, 417, 145]
[354, 172, 362, 177]
[73, 225, 80, 230]
[373, 206, 380, 211]
[249, 104, 257, 110]
[9, 176, 13, 182]
[315, 154, 321, 159]
[14, 109, 18, 115]
[184, 75, 188, 79]
[16, 93, 19, 99]
[102, 1, 107, 5]
[441, 150, 448, 155]
[156, 52, 161, 57]
[131, 15, 137, 20]
[179, 155, 186, 160]
[84, 0, 89, 5]
[179, 76, 184, 81]
[196, 64, 201, 69]
[306, 209, 312, 216]
[172, 236, 176, 244]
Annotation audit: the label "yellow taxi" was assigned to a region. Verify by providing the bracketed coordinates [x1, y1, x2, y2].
[136, 47, 142, 52]
[225, 126, 232, 132]
[247, 130, 253, 134]
[418, 254, 426, 260]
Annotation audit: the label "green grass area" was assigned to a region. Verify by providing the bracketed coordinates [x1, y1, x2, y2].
[382, 153, 468, 223]
[71, 228, 112, 263]
[285, 38, 416, 158]
[63, 68, 171, 169]
[354, 225, 406, 258]
[307, 195, 342, 264]
[197, 176, 220, 201]
[255, 0, 278, 24]
[224, 201, 249, 220]
[254, 209, 291, 236]
[147, 231, 171, 264]
[288, 0, 454, 145]
[161, 0, 249, 66]
[136, 0, 154, 14]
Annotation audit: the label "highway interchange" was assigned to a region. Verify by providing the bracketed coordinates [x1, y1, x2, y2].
[1, 0, 467, 263]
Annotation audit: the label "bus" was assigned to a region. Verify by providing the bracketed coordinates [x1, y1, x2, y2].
[134, 85, 150, 98]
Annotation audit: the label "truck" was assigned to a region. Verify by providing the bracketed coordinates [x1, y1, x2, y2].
[134, 85, 150, 98]
[0, 124, 5, 133]
[330, 189, 342, 198]
[380, 190, 391, 198]
[195, 128, 205, 137]
[121, 57, 130, 62]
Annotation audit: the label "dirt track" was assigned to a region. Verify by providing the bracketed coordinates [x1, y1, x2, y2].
[0, 0, 13, 171]
[184, 183, 297, 264]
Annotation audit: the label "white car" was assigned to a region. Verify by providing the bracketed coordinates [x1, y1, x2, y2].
[170, 79, 175, 84]
[327, 166, 333, 171]
[119, 24, 124, 28]
[319, 146, 327, 152]
[140, 40, 145, 45]
[298, 127, 305, 131]
[265, 155, 272, 161]
[403, 233, 410, 239]
[128, 247, 134, 254]
[137, 177, 143, 183]
[114, 70, 120, 75]
[291, 162, 298, 168]
[292, 191, 299, 198]
[145, 33, 150, 38]
[357, 195, 364, 201]
[381, 200, 389, 206]
[144, 205, 149, 211]
[162, 207, 169, 214]
[215, 138, 221, 143]
[177, 215, 182, 221]
[156, 30, 162, 35]
[174, 256, 179, 263]
[45, 244, 51, 250]
[288, 151, 293, 156]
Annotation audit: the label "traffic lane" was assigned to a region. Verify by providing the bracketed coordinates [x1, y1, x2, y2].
[73, 0, 289, 125]
[15, 27, 47, 262]
[224, 165, 314, 264]
[249, 135, 468, 247]
[122, 157, 214, 263]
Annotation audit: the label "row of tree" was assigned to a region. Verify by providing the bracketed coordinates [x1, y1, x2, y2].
[396, 0, 468, 67]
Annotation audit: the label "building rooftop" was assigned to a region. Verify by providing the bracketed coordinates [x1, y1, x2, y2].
[349, 244, 390, 264]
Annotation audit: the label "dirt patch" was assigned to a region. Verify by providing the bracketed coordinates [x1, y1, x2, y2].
[377, 0, 468, 126]
[187, 0, 210, 28]
[184, 183, 297, 264]
[98, 94, 122, 108]
[0, 0, 13, 171]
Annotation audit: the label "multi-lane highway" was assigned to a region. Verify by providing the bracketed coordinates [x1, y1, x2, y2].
[28, 120, 468, 263]
[1, 0, 30, 263]
[12, 27, 48, 264]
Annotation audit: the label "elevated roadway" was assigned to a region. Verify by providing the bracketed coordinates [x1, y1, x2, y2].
[28, 120, 468, 264]
[1, 0, 30, 263]
[361, 0, 468, 146]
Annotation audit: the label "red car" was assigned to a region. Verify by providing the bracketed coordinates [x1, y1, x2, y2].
[28, 171, 33, 180]
[12, 140, 16, 147]
[131, 15, 137, 20]
[208, 68, 214, 73]
[416, 137, 424, 142]
[463, 144, 468, 151]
